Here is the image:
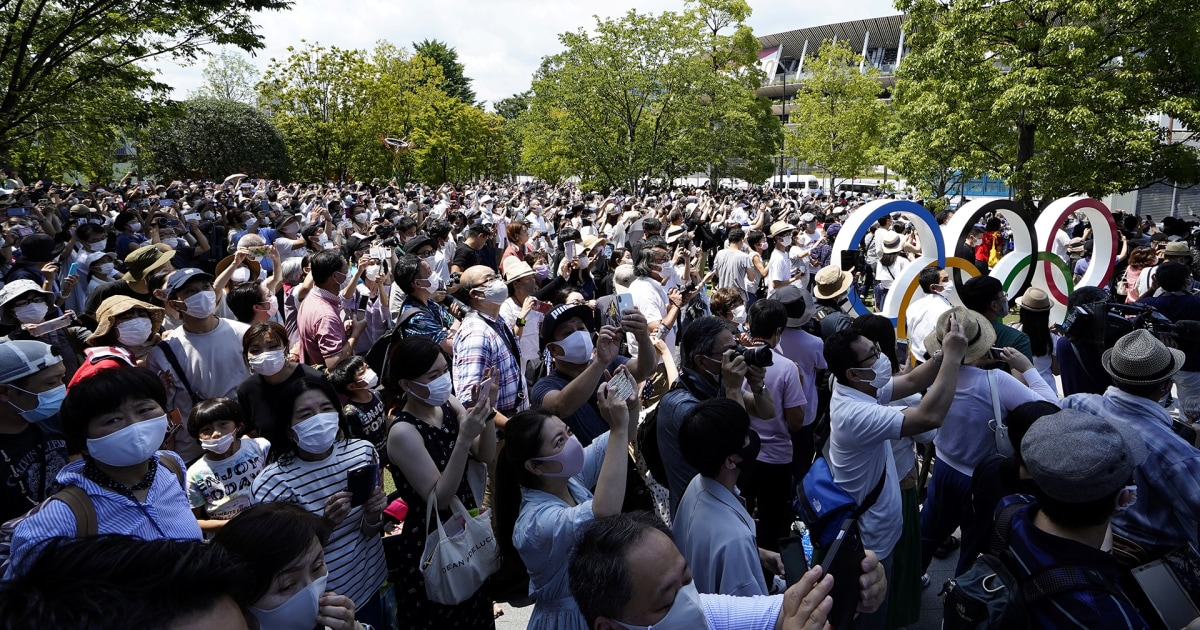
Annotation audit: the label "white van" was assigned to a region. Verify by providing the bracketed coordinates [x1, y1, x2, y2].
[768, 175, 823, 194]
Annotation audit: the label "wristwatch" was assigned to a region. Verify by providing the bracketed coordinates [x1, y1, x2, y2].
[751, 384, 765, 395]
[931, 351, 944, 366]
[515, 317, 526, 327]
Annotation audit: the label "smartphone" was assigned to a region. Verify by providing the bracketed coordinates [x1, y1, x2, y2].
[779, 536, 809, 587]
[896, 339, 910, 362]
[564, 240, 577, 261]
[357, 293, 369, 311]
[604, 243, 614, 258]
[347, 464, 377, 508]
[990, 347, 1005, 361]
[184, 213, 201, 222]
[158, 199, 174, 207]
[616, 292, 635, 316]
[530, 299, 553, 315]
[261, 199, 270, 213]
[610, 370, 635, 401]
[6, 207, 28, 217]
[67, 262, 79, 277]
[23, 311, 75, 337]
[1132, 560, 1200, 630]
[840, 249, 857, 272]
[819, 519, 866, 630]
[13, 225, 33, 239]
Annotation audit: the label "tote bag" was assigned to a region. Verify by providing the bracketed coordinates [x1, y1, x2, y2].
[419, 489, 500, 605]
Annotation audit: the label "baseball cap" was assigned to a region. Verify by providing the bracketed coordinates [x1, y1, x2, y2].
[0, 340, 62, 385]
[163, 267, 214, 297]
[1022, 409, 1146, 502]
[539, 303, 596, 352]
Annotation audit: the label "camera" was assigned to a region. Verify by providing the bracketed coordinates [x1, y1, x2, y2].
[1063, 301, 1200, 352]
[736, 344, 774, 368]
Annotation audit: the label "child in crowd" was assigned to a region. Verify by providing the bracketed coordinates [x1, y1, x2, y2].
[329, 355, 388, 460]
[184, 397, 271, 534]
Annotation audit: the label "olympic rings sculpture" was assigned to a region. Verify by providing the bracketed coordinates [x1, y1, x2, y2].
[831, 196, 1120, 338]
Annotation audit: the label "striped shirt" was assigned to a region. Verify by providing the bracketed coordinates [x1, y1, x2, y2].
[453, 310, 523, 411]
[4, 452, 203, 578]
[251, 439, 387, 607]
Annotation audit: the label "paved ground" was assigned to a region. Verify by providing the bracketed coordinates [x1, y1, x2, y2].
[496, 534, 960, 629]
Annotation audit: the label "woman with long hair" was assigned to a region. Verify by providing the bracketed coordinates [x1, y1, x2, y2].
[251, 377, 388, 629]
[1123, 245, 1158, 303]
[1012, 287, 1060, 395]
[493, 379, 638, 630]
[384, 336, 498, 629]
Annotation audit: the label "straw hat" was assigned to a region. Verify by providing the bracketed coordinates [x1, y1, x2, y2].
[1016, 287, 1052, 312]
[91, 296, 165, 343]
[880, 232, 904, 254]
[1101, 329, 1184, 386]
[1163, 241, 1192, 259]
[215, 254, 261, 285]
[924, 306, 996, 364]
[812, 265, 853, 300]
[503, 258, 535, 284]
[769, 221, 795, 238]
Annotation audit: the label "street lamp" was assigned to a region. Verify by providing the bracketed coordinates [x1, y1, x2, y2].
[777, 45, 786, 190]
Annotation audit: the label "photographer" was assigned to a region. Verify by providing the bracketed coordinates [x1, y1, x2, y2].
[1055, 286, 1114, 397]
[1138, 261, 1200, 402]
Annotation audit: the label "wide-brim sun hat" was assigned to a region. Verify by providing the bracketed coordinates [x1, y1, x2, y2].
[1017, 287, 1052, 312]
[122, 244, 175, 283]
[772, 284, 815, 328]
[880, 233, 904, 254]
[924, 306, 997, 364]
[1101, 328, 1185, 386]
[769, 221, 795, 238]
[91, 295, 165, 343]
[502, 258, 535, 284]
[812, 265, 853, 300]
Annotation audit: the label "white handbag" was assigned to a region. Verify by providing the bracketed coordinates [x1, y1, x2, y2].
[986, 370, 1013, 458]
[419, 489, 500, 605]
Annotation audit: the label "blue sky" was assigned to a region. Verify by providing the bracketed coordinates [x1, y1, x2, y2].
[149, 0, 898, 109]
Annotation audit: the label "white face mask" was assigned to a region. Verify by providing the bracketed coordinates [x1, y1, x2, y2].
[13, 301, 48, 324]
[128, 222, 142, 232]
[97, 262, 115, 277]
[354, 212, 369, 224]
[552, 329, 594, 364]
[364, 265, 381, 282]
[852, 353, 893, 390]
[251, 573, 327, 630]
[182, 290, 217, 318]
[231, 267, 251, 283]
[86, 415, 168, 467]
[87, 240, 107, 252]
[731, 304, 747, 324]
[578, 255, 590, 268]
[614, 582, 709, 630]
[244, 217, 258, 228]
[408, 372, 453, 407]
[290, 411, 339, 455]
[116, 317, 153, 346]
[200, 432, 236, 455]
[248, 348, 287, 376]
[361, 368, 379, 389]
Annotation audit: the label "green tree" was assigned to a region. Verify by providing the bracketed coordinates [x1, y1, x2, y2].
[197, 50, 260, 103]
[145, 96, 288, 179]
[0, 0, 290, 162]
[413, 39, 476, 104]
[896, 0, 1200, 212]
[494, 91, 532, 177]
[785, 40, 888, 190]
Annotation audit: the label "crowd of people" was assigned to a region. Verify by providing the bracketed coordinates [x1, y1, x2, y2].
[0, 171, 1197, 630]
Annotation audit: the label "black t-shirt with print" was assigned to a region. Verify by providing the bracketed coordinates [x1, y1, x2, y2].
[0, 418, 70, 522]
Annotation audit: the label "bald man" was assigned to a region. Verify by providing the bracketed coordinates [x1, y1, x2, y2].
[452, 265, 526, 418]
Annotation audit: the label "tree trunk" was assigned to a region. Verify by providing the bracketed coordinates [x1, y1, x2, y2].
[1015, 118, 1036, 214]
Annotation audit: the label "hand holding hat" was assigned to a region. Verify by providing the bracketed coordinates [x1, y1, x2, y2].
[939, 313, 969, 363]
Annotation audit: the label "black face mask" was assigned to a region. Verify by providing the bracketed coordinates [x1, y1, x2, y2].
[736, 432, 761, 470]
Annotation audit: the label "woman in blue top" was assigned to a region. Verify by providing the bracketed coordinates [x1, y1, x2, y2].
[4, 366, 202, 577]
[494, 371, 638, 630]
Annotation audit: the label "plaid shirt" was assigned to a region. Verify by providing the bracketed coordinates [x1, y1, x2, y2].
[1063, 387, 1200, 551]
[452, 310, 523, 412]
[398, 294, 454, 345]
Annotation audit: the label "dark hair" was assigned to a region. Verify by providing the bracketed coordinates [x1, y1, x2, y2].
[1018, 306, 1052, 357]
[709, 287, 741, 318]
[1156, 261, 1189, 292]
[1035, 486, 1122, 529]
[960, 275, 1004, 314]
[746, 229, 765, 250]
[210, 503, 332, 605]
[309, 250, 345, 285]
[426, 219, 451, 241]
[880, 251, 899, 268]
[393, 254, 423, 294]
[748, 298, 787, 340]
[241, 321, 289, 359]
[824, 329, 866, 386]
[61, 367, 167, 454]
[383, 336, 444, 409]
[633, 236, 669, 278]
[0, 536, 252, 629]
[265, 377, 347, 462]
[680, 316, 734, 373]
[985, 217, 1002, 232]
[327, 355, 366, 394]
[727, 227, 745, 243]
[642, 217, 662, 233]
[494, 408, 557, 586]
[1004, 400, 1059, 467]
[918, 267, 943, 293]
[569, 511, 674, 627]
[226, 281, 265, 323]
[852, 314, 899, 373]
[679, 399, 749, 477]
[187, 397, 246, 440]
[465, 223, 491, 239]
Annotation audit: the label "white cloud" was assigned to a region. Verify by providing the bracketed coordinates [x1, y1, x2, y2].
[148, 0, 897, 107]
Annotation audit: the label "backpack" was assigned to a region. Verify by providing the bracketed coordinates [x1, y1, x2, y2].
[794, 456, 886, 548]
[364, 307, 421, 384]
[940, 497, 1131, 629]
[0, 454, 185, 571]
[637, 382, 688, 487]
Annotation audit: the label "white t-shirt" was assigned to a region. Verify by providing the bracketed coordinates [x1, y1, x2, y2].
[875, 256, 910, 290]
[766, 248, 793, 298]
[628, 276, 673, 359]
[186, 437, 271, 520]
[499, 296, 544, 365]
[905, 292, 953, 361]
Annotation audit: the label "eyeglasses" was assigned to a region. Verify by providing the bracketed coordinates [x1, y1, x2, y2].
[855, 342, 882, 366]
[9, 295, 47, 308]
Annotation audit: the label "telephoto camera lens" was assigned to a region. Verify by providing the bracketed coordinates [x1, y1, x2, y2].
[736, 344, 774, 368]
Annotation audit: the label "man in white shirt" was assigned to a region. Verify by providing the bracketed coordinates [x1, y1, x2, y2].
[766, 222, 803, 298]
[905, 267, 954, 363]
[627, 238, 691, 359]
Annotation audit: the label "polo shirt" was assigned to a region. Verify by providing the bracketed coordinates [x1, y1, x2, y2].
[297, 287, 347, 365]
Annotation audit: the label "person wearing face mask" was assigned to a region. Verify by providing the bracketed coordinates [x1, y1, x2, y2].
[626, 238, 698, 378]
[78, 250, 119, 299]
[87, 296, 165, 362]
[568, 511, 888, 630]
[252, 377, 388, 629]
[114, 211, 148, 260]
[184, 397, 271, 534]
[499, 259, 548, 382]
[453, 264, 527, 417]
[349, 248, 390, 355]
[235, 322, 323, 438]
[297, 250, 367, 370]
[271, 213, 307, 261]
[328, 356, 387, 459]
[384, 337, 498, 628]
[210, 503, 367, 630]
[146, 268, 252, 463]
[675, 398, 782, 597]
[531, 303, 655, 446]
[766, 222, 805, 298]
[0, 340, 70, 523]
[3, 367, 202, 579]
[81, 244, 175, 330]
[389, 254, 459, 356]
[1, 279, 89, 377]
[914, 307, 1055, 581]
[905, 267, 954, 364]
[494, 385, 639, 630]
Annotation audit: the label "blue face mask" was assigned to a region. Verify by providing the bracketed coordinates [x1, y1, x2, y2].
[7, 383, 67, 422]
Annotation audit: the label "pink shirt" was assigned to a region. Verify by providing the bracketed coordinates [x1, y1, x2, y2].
[297, 288, 346, 365]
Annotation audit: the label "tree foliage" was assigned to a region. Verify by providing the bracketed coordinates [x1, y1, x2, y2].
[197, 50, 260, 104]
[0, 0, 290, 162]
[413, 39, 476, 105]
[145, 97, 289, 179]
[784, 40, 888, 189]
[895, 0, 1200, 211]
[518, 4, 780, 190]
